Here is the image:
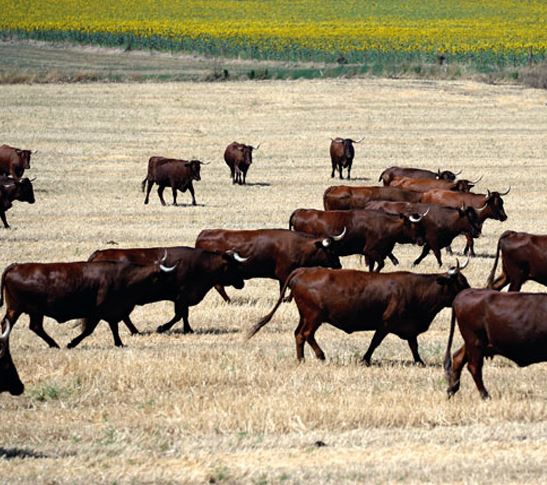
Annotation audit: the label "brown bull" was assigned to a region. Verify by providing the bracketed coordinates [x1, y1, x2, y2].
[0, 319, 24, 396]
[0, 256, 177, 348]
[88, 246, 247, 334]
[420, 188, 509, 255]
[445, 289, 547, 399]
[249, 260, 470, 365]
[388, 175, 480, 193]
[0, 144, 33, 179]
[323, 185, 423, 210]
[379, 167, 460, 186]
[487, 231, 547, 291]
[364, 201, 482, 267]
[330, 137, 363, 179]
[224, 142, 259, 185]
[195, 228, 342, 300]
[289, 208, 426, 272]
[0, 176, 36, 228]
[142, 156, 205, 206]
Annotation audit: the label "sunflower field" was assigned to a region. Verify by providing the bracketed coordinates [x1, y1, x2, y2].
[1, 0, 545, 66]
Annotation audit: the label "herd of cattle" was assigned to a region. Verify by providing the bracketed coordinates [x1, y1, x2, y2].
[0, 141, 545, 403]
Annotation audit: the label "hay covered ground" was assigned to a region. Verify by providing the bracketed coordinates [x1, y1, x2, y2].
[0, 79, 546, 484]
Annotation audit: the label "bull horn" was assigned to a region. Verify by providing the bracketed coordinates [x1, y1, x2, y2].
[486, 189, 491, 198]
[231, 251, 249, 263]
[499, 186, 511, 196]
[251, 144, 261, 150]
[160, 250, 168, 263]
[477, 202, 488, 212]
[460, 255, 470, 270]
[160, 263, 177, 272]
[421, 207, 430, 217]
[409, 213, 423, 223]
[469, 175, 483, 184]
[454, 170, 463, 176]
[198, 161, 210, 165]
[29, 177, 37, 182]
[332, 226, 346, 241]
[31, 150, 38, 155]
[0, 319, 11, 341]
[350, 137, 365, 144]
[322, 238, 332, 248]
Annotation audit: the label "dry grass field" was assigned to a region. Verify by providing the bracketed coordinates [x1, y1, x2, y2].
[0, 79, 546, 484]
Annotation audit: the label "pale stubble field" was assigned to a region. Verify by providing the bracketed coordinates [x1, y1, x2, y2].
[0, 79, 546, 484]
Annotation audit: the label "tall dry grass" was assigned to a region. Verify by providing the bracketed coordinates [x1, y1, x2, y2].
[0, 79, 546, 484]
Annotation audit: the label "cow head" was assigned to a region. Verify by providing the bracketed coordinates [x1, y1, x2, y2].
[219, 250, 248, 289]
[240, 144, 259, 167]
[16, 177, 35, 204]
[0, 320, 24, 396]
[313, 233, 343, 269]
[402, 211, 428, 246]
[436, 169, 460, 181]
[458, 205, 482, 238]
[436, 258, 471, 301]
[185, 160, 203, 182]
[15, 149, 32, 169]
[478, 188, 510, 221]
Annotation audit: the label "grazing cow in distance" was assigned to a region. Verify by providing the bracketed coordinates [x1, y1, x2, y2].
[323, 185, 423, 210]
[0, 176, 36, 228]
[388, 175, 481, 193]
[330, 137, 363, 179]
[487, 231, 547, 291]
[445, 289, 547, 399]
[0, 255, 178, 348]
[289, 208, 427, 272]
[0, 319, 24, 396]
[379, 167, 461, 186]
[249, 259, 470, 365]
[224, 142, 259, 185]
[364, 201, 482, 267]
[195, 228, 342, 300]
[142, 156, 205, 206]
[0, 144, 33, 179]
[88, 246, 248, 334]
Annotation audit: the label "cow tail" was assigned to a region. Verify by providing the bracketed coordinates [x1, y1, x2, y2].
[486, 234, 504, 288]
[0, 263, 16, 308]
[443, 306, 457, 383]
[247, 269, 298, 339]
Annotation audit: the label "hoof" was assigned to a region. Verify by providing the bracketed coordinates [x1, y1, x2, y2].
[156, 325, 167, 334]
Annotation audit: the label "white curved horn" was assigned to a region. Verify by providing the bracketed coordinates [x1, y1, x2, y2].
[160, 263, 177, 272]
[232, 251, 250, 263]
[454, 169, 463, 176]
[322, 238, 332, 248]
[1, 319, 11, 341]
[477, 202, 488, 212]
[160, 250, 168, 263]
[332, 227, 347, 241]
[421, 207, 430, 217]
[469, 175, 483, 184]
[460, 255, 470, 270]
[409, 213, 423, 223]
[499, 186, 511, 196]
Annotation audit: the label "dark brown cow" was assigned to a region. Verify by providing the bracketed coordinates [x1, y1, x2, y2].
[195, 228, 342, 299]
[88, 246, 247, 334]
[0, 256, 177, 348]
[142, 156, 205, 206]
[0, 144, 33, 179]
[486, 231, 547, 291]
[445, 289, 547, 399]
[330, 137, 363, 179]
[249, 260, 470, 365]
[420, 188, 509, 255]
[364, 201, 482, 267]
[289, 208, 426, 272]
[379, 167, 460, 186]
[0, 319, 24, 396]
[388, 175, 481, 193]
[224, 142, 259, 185]
[323, 185, 423, 210]
[0, 176, 36, 228]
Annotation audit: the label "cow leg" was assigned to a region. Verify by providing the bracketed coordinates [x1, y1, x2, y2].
[305, 327, 325, 361]
[388, 253, 399, 266]
[331, 162, 336, 178]
[171, 185, 178, 206]
[29, 313, 60, 348]
[67, 318, 100, 349]
[214, 285, 231, 303]
[123, 316, 140, 335]
[361, 328, 388, 366]
[413, 243, 431, 266]
[187, 183, 197, 206]
[508, 279, 523, 292]
[432, 246, 443, 267]
[295, 317, 306, 361]
[347, 164, 351, 180]
[157, 185, 167, 206]
[106, 321, 124, 347]
[467, 346, 490, 399]
[374, 259, 385, 273]
[463, 234, 476, 256]
[338, 165, 343, 179]
[407, 336, 425, 366]
[447, 345, 467, 397]
[0, 210, 9, 229]
[156, 301, 193, 334]
[144, 179, 154, 205]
